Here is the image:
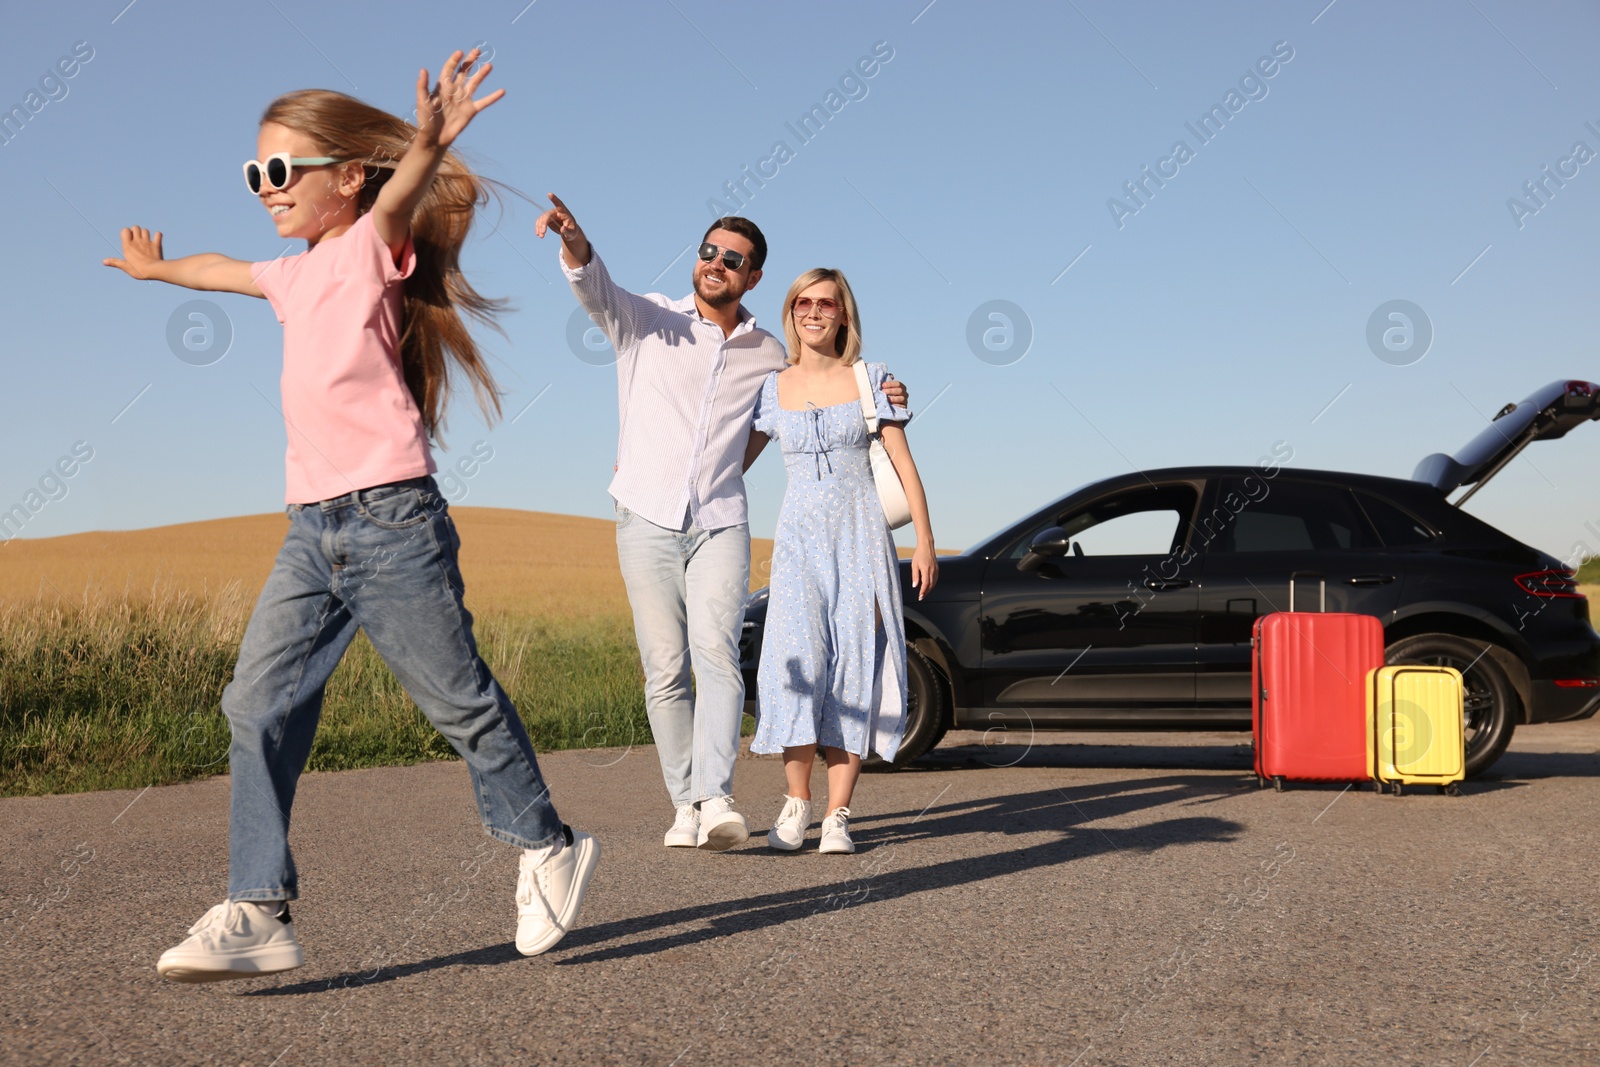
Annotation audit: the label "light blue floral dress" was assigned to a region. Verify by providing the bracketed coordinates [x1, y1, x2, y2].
[750, 362, 912, 760]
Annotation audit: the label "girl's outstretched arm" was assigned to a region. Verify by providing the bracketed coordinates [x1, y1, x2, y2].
[103, 226, 263, 296]
[879, 422, 939, 599]
[371, 48, 505, 256]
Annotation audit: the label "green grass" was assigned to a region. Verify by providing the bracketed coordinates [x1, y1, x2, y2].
[1578, 556, 1599, 585]
[0, 590, 651, 797]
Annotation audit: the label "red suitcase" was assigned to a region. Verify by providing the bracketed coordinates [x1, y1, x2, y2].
[1252, 576, 1384, 790]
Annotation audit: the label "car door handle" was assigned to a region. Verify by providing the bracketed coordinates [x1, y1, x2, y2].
[1143, 578, 1191, 590]
[1349, 574, 1396, 586]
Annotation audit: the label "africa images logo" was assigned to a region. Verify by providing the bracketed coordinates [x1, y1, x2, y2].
[1505, 120, 1600, 230]
[704, 41, 895, 216]
[0, 41, 95, 148]
[1107, 41, 1295, 229]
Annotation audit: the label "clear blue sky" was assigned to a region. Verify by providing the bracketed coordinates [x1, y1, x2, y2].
[2, 0, 1598, 563]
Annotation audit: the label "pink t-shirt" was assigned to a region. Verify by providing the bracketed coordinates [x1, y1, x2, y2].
[251, 211, 436, 504]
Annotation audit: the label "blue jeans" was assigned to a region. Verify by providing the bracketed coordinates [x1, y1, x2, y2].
[614, 504, 749, 807]
[223, 477, 564, 902]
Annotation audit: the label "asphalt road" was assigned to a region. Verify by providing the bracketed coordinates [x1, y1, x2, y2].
[4, 721, 1598, 1066]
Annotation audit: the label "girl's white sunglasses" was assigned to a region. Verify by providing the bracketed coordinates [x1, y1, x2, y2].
[243, 152, 344, 195]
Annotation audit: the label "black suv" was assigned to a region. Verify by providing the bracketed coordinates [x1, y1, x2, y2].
[740, 380, 1600, 776]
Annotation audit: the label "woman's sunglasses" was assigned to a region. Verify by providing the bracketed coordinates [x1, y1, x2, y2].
[243, 152, 345, 195]
[697, 242, 748, 272]
[792, 297, 841, 318]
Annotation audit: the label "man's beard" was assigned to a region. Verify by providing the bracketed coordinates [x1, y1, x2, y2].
[695, 273, 739, 308]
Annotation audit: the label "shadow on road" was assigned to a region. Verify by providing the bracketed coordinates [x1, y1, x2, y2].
[1271, 749, 1598, 796]
[248, 942, 525, 996]
[919, 740, 1255, 773]
[926, 739, 1598, 785]
[553, 775, 1242, 965]
[1476, 750, 1600, 780]
[242, 774, 1242, 993]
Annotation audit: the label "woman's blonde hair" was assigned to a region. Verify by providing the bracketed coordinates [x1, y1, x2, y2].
[782, 267, 862, 366]
[260, 89, 506, 442]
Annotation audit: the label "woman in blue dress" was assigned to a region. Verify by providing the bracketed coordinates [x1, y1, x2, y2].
[745, 268, 938, 854]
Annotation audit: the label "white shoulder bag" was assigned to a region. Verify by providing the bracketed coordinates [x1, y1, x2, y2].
[852, 362, 913, 530]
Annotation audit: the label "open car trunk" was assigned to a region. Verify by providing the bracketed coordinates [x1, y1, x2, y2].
[1413, 379, 1600, 505]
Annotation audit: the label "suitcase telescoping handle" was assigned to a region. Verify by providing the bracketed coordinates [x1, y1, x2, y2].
[1288, 571, 1326, 613]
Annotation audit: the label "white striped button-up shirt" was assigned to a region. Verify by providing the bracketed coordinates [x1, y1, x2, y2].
[565, 251, 788, 531]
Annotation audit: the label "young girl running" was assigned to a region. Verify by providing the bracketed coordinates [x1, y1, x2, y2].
[746, 268, 937, 853]
[104, 50, 599, 980]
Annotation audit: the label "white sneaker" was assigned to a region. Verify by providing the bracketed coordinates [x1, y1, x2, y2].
[664, 804, 699, 848]
[819, 807, 855, 854]
[156, 900, 304, 983]
[516, 826, 601, 956]
[766, 796, 811, 852]
[696, 796, 750, 851]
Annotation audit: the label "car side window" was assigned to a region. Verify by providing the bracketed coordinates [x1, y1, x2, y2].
[1205, 480, 1376, 553]
[1070, 509, 1184, 556]
[1355, 492, 1436, 546]
[1010, 485, 1199, 559]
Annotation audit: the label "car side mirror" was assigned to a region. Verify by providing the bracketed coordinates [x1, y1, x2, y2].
[1018, 526, 1073, 573]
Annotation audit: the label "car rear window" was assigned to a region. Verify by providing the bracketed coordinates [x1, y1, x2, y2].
[1207, 480, 1377, 553]
[1355, 492, 1436, 546]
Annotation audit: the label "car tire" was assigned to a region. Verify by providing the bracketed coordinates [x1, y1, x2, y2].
[1384, 633, 1518, 777]
[864, 646, 950, 772]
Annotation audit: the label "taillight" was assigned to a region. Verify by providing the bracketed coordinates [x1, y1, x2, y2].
[1560, 381, 1600, 415]
[1515, 570, 1582, 598]
[1554, 679, 1600, 688]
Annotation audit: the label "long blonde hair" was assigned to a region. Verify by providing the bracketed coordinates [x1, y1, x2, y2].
[781, 268, 863, 365]
[260, 89, 505, 441]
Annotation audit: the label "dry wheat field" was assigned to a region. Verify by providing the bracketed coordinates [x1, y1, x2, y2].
[0, 508, 776, 617]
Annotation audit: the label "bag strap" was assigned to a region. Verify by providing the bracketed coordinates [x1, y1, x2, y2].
[852, 362, 880, 435]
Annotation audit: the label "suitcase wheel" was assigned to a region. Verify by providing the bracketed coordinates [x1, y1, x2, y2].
[1389, 782, 1404, 797]
[1256, 775, 1266, 789]
[1372, 780, 1384, 794]
[1272, 777, 1285, 793]
[1440, 783, 1462, 797]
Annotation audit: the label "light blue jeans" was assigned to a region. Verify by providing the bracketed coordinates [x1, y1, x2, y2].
[223, 477, 564, 902]
[614, 504, 750, 807]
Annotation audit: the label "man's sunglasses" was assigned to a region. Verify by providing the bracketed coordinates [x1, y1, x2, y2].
[243, 152, 345, 195]
[698, 242, 749, 272]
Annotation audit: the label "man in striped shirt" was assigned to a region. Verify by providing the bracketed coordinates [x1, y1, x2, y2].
[537, 195, 907, 851]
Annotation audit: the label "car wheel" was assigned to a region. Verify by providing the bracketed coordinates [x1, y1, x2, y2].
[1384, 633, 1518, 777]
[864, 646, 950, 772]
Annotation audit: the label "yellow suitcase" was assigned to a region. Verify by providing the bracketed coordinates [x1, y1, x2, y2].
[1366, 665, 1466, 796]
